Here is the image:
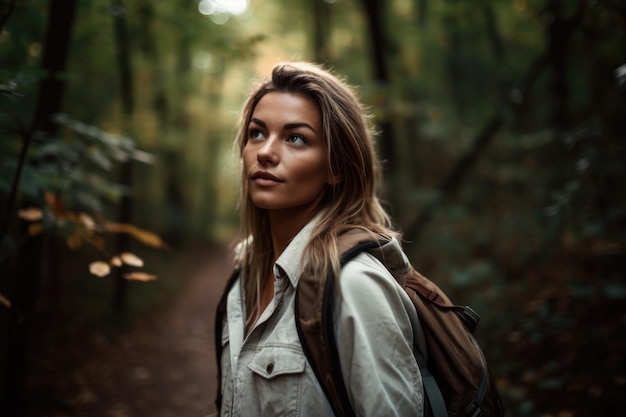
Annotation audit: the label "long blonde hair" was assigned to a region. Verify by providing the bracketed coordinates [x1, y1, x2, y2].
[234, 62, 398, 325]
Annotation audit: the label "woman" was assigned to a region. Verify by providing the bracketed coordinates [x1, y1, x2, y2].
[216, 62, 423, 416]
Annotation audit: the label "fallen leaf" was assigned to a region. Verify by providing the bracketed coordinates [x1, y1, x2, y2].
[89, 261, 110, 277]
[120, 252, 144, 267]
[18, 207, 43, 222]
[124, 272, 157, 282]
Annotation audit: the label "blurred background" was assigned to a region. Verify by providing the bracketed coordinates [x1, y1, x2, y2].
[1, 0, 625, 416]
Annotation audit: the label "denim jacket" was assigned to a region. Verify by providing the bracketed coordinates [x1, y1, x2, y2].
[218, 217, 424, 416]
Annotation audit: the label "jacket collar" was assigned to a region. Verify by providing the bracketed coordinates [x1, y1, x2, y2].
[273, 212, 322, 289]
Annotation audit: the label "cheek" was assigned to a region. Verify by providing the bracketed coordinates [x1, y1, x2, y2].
[242, 146, 255, 170]
[293, 158, 328, 185]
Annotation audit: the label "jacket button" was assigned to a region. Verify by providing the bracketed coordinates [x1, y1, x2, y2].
[266, 363, 274, 374]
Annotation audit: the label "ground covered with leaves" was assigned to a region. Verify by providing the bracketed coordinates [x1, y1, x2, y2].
[22, 242, 626, 417]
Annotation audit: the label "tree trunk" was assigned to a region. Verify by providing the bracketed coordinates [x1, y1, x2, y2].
[111, 0, 135, 314]
[359, 0, 396, 205]
[137, 0, 169, 125]
[1, 1, 76, 415]
[416, 0, 428, 27]
[312, 0, 331, 64]
[482, 4, 505, 62]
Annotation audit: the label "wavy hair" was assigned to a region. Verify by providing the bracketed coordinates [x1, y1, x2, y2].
[234, 62, 398, 328]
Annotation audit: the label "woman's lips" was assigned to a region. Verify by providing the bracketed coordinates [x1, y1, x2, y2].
[251, 171, 283, 186]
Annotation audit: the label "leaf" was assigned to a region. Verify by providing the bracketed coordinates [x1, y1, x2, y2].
[120, 252, 144, 267]
[131, 149, 155, 164]
[124, 272, 157, 282]
[28, 223, 44, 236]
[18, 207, 43, 221]
[44, 191, 66, 216]
[79, 213, 96, 230]
[89, 261, 110, 277]
[0, 292, 11, 309]
[103, 222, 169, 249]
[86, 147, 112, 170]
[110, 256, 122, 267]
[66, 233, 82, 249]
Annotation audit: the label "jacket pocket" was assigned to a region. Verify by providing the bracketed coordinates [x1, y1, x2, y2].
[249, 345, 306, 378]
[248, 346, 306, 416]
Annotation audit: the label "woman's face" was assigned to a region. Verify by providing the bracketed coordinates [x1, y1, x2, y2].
[243, 91, 331, 214]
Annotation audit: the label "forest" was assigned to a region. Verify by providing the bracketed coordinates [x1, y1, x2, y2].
[1, 0, 625, 416]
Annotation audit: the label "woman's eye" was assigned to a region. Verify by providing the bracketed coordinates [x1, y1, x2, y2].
[287, 134, 307, 145]
[249, 129, 265, 140]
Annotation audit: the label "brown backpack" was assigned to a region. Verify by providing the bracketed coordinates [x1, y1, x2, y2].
[214, 233, 504, 417]
[294, 232, 504, 417]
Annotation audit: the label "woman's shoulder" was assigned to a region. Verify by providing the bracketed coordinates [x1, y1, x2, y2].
[339, 251, 400, 295]
[338, 234, 408, 280]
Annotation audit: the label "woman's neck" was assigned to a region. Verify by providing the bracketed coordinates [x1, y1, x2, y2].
[268, 205, 322, 259]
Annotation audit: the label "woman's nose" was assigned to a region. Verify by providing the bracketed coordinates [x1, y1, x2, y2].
[257, 137, 279, 164]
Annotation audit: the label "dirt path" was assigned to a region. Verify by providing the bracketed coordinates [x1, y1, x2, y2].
[27, 243, 233, 417]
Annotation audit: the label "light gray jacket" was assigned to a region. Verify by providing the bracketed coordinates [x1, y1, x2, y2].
[218, 218, 424, 416]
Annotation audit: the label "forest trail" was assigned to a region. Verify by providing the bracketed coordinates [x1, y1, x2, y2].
[26, 243, 233, 417]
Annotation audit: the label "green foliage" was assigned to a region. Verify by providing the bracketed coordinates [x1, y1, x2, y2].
[1, 113, 151, 212]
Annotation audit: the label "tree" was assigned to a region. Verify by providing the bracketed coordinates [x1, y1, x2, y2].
[1, 1, 76, 414]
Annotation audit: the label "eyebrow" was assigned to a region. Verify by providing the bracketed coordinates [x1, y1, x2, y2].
[250, 118, 317, 134]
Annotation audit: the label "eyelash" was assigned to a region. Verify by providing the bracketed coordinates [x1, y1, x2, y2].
[248, 128, 264, 140]
[288, 134, 307, 145]
[247, 129, 308, 145]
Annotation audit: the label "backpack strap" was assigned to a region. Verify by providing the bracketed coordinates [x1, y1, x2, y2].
[294, 239, 381, 417]
[296, 236, 454, 417]
[296, 237, 408, 417]
[214, 268, 240, 414]
[346, 244, 448, 417]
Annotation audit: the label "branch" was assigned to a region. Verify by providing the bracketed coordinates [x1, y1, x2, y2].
[403, 111, 504, 243]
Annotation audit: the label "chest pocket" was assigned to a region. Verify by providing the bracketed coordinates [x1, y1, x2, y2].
[248, 346, 307, 416]
[248, 345, 306, 378]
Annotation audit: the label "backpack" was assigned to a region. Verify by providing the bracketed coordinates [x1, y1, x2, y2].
[214, 232, 504, 417]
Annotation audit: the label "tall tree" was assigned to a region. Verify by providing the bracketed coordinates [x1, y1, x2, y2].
[111, 0, 135, 313]
[312, 0, 332, 64]
[359, 0, 397, 209]
[1, 1, 76, 415]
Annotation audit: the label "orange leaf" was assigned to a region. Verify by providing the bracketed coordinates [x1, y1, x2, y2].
[124, 272, 157, 282]
[85, 234, 106, 251]
[79, 213, 96, 230]
[44, 191, 66, 216]
[120, 252, 144, 267]
[104, 222, 168, 250]
[18, 207, 43, 222]
[28, 223, 44, 236]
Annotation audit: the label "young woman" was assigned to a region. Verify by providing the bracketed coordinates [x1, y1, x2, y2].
[216, 62, 423, 416]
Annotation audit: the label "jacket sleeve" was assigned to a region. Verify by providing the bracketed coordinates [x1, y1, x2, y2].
[335, 253, 424, 417]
